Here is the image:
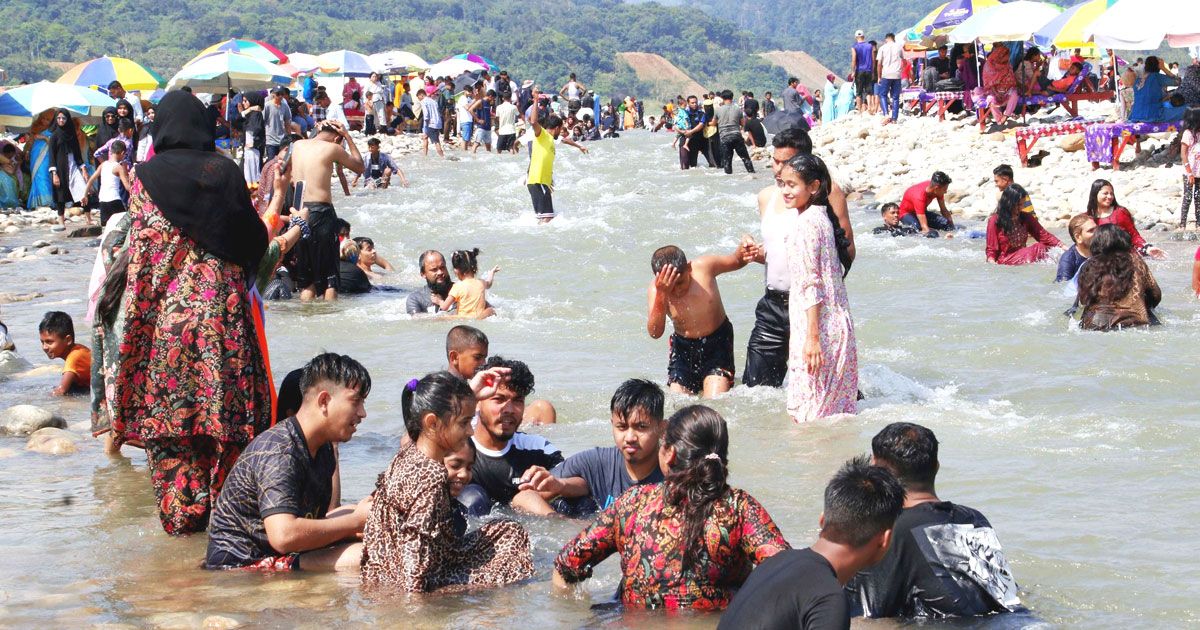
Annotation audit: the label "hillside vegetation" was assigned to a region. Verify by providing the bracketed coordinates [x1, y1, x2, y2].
[0, 0, 789, 102]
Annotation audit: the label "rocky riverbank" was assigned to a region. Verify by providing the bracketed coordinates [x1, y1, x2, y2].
[813, 101, 1185, 230]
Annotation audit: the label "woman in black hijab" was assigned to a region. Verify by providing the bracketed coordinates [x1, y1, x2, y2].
[114, 98, 139, 157]
[110, 90, 272, 536]
[48, 108, 88, 227]
[96, 106, 120, 147]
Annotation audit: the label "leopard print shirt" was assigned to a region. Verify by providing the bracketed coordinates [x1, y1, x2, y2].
[360, 443, 534, 592]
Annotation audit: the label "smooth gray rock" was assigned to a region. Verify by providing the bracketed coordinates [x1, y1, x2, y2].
[0, 405, 67, 436]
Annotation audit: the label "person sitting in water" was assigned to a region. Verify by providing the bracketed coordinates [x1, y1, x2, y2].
[461, 356, 564, 516]
[360, 369, 535, 592]
[1056, 213, 1097, 283]
[1077, 224, 1162, 331]
[898, 171, 955, 234]
[351, 137, 408, 189]
[873, 202, 939, 238]
[517, 379, 666, 517]
[204, 353, 372, 572]
[845, 422, 1022, 619]
[985, 185, 1062, 265]
[444, 325, 557, 427]
[337, 240, 372, 295]
[39, 311, 91, 396]
[406, 249, 455, 315]
[993, 164, 1037, 215]
[647, 244, 753, 398]
[719, 457, 905, 629]
[352, 237, 392, 281]
[554, 405, 789, 611]
[1086, 179, 1165, 259]
[443, 437, 477, 537]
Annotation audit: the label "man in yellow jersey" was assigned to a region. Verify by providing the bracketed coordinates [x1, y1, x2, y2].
[528, 88, 589, 223]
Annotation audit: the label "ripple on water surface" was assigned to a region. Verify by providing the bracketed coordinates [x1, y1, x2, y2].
[1, 131, 1199, 627]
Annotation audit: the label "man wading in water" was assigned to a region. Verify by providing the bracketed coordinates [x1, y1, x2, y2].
[289, 120, 365, 301]
[741, 128, 855, 388]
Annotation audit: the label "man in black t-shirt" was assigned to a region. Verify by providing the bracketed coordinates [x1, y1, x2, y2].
[521, 379, 666, 516]
[205, 353, 373, 572]
[464, 356, 564, 514]
[720, 457, 904, 630]
[846, 422, 1022, 619]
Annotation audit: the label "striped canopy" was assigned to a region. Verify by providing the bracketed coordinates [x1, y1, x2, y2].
[0, 81, 116, 127]
[197, 39, 288, 65]
[1034, 0, 1119, 50]
[56, 56, 164, 92]
[912, 0, 1005, 37]
[166, 52, 292, 91]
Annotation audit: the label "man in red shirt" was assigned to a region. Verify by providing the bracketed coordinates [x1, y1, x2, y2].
[898, 172, 955, 234]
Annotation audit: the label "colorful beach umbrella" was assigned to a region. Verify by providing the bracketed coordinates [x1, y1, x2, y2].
[196, 39, 288, 65]
[451, 53, 498, 72]
[913, 0, 1005, 37]
[1088, 0, 1200, 49]
[316, 50, 379, 77]
[949, 1, 1063, 44]
[55, 56, 165, 92]
[1034, 0, 1119, 50]
[0, 81, 116, 127]
[166, 52, 292, 91]
[426, 57, 487, 78]
[286, 52, 336, 75]
[370, 50, 430, 72]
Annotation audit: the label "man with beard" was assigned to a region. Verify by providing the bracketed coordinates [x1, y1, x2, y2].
[462, 356, 563, 515]
[405, 249, 456, 315]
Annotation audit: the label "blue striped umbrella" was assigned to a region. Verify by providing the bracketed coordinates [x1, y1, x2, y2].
[0, 81, 116, 127]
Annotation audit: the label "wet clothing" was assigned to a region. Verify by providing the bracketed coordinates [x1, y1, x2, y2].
[292, 202, 340, 293]
[1078, 252, 1161, 330]
[551, 446, 664, 513]
[1094, 206, 1148, 252]
[873, 224, 938, 238]
[361, 443, 534, 592]
[743, 290, 790, 388]
[744, 117, 767, 148]
[846, 501, 1021, 619]
[337, 259, 371, 294]
[721, 134, 755, 174]
[668, 317, 735, 393]
[364, 152, 398, 185]
[1055, 245, 1088, 282]
[470, 433, 563, 506]
[528, 183, 554, 219]
[555, 484, 789, 611]
[720, 548, 849, 630]
[205, 418, 336, 569]
[62, 343, 92, 391]
[405, 285, 452, 315]
[985, 213, 1062, 265]
[898, 181, 944, 225]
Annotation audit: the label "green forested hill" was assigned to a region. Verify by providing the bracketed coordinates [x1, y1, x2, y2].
[0, 0, 789, 100]
[673, 0, 947, 74]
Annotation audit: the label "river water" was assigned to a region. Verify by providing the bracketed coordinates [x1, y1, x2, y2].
[1, 131, 1198, 628]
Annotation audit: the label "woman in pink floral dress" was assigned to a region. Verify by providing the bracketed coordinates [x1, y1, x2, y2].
[781, 154, 858, 422]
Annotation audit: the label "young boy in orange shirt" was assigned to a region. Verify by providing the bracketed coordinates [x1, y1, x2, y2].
[39, 311, 91, 396]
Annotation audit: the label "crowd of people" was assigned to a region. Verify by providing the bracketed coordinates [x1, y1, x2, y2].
[6, 33, 1200, 628]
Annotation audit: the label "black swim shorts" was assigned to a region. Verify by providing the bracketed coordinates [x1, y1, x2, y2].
[667, 318, 735, 393]
[855, 71, 875, 96]
[291, 202, 341, 294]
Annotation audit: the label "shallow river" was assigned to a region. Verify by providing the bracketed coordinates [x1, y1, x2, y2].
[1, 131, 1198, 628]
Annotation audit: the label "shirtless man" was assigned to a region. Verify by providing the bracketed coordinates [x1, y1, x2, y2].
[288, 120, 365, 301]
[647, 244, 752, 398]
[741, 127, 855, 388]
